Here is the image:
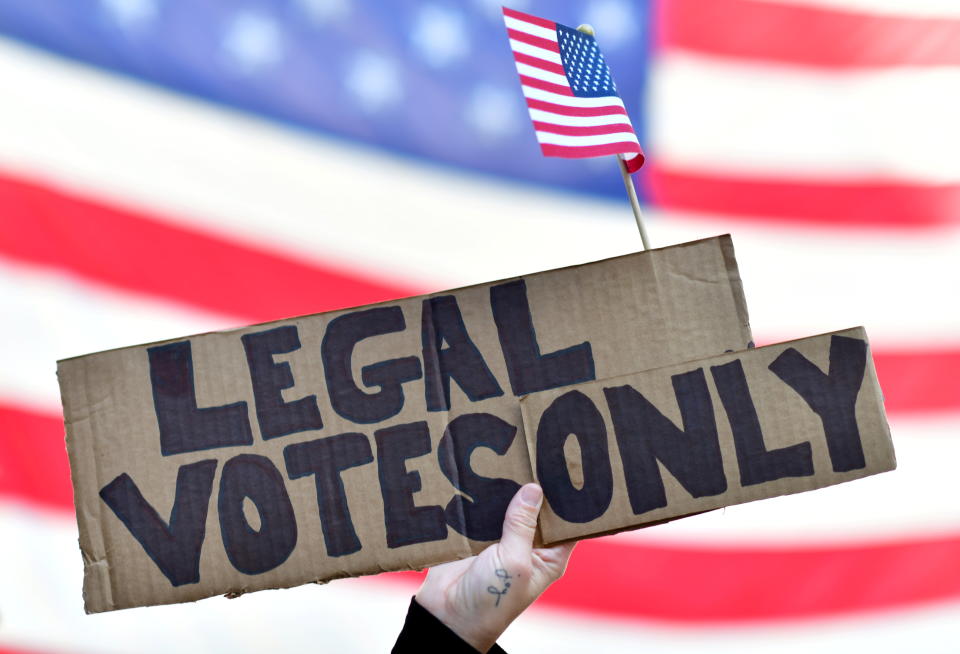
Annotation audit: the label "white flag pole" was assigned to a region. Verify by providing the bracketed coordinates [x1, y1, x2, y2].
[617, 154, 651, 250]
[577, 23, 651, 251]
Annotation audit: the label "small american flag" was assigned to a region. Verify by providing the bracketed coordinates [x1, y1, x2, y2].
[502, 6, 644, 173]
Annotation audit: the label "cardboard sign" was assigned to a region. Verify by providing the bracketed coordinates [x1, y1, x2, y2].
[58, 236, 753, 613]
[520, 328, 895, 544]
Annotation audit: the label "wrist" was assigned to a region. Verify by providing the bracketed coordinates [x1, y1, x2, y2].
[414, 591, 502, 653]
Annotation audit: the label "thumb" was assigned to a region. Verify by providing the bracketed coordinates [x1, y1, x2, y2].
[498, 483, 543, 564]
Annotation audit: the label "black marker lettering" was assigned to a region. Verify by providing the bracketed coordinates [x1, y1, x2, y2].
[604, 369, 727, 516]
[422, 295, 503, 411]
[490, 279, 595, 396]
[148, 341, 253, 455]
[322, 306, 422, 424]
[438, 413, 520, 541]
[284, 433, 373, 557]
[711, 359, 814, 485]
[243, 326, 323, 440]
[768, 335, 868, 472]
[375, 422, 447, 548]
[218, 454, 298, 575]
[536, 390, 612, 523]
[99, 459, 217, 587]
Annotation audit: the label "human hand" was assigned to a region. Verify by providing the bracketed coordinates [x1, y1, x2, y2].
[414, 483, 576, 652]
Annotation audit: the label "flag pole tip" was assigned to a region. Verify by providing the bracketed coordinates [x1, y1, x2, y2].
[576, 24, 595, 36]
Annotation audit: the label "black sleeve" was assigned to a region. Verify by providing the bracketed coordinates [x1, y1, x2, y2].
[392, 597, 508, 654]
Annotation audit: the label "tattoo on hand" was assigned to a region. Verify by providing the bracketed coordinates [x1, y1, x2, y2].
[487, 568, 513, 607]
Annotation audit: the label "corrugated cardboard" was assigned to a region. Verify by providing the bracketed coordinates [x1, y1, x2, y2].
[520, 328, 895, 544]
[58, 236, 752, 612]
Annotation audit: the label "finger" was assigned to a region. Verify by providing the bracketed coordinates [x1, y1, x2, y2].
[498, 483, 543, 566]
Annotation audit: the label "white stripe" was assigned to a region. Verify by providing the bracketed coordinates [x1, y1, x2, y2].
[514, 61, 569, 87]
[1, 502, 959, 654]
[520, 83, 627, 108]
[770, 0, 960, 18]
[503, 14, 557, 42]
[650, 52, 960, 183]
[535, 130, 640, 147]
[509, 597, 960, 654]
[507, 38, 562, 65]
[527, 107, 633, 127]
[0, 259, 239, 412]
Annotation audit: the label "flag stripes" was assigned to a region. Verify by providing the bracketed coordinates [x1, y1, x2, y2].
[525, 98, 629, 117]
[0, 171, 418, 321]
[520, 84, 629, 108]
[514, 61, 568, 85]
[506, 30, 558, 54]
[528, 109, 632, 127]
[646, 166, 960, 227]
[0, 404, 73, 511]
[659, 0, 960, 69]
[506, 38, 563, 65]
[502, 6, 554, 30]
[518, 74, 574, 96]
[512, 51, 566, 76]
[533, 122, 638, 137]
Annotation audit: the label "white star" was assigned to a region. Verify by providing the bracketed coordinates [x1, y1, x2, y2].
[411, 5, 468, 68]
[295, 0, 350, 24]
[222, 11, 284, 74]
[465, 85, 521, 139]
[345, 51, 402, 113]
[100, 0, 157, 30]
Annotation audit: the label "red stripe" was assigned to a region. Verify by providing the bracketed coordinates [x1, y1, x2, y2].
[646, 165, 960, 228]
[875, 347, 960, 414]
[380, 532, 960, 622]
[526, 98, 628, 118]
[506, 28, 560, 54]
[551, 534, 960, 622]
[533, 121, 634, 137]
[541, 142, 642, 160]
[0, 403, 72, 512]
[512, 51, 567, 76]
[0, 172, 420, 322]
[519, 74, 573, 96]
[502, 7, 556, 31]
[659, 0, 960, 69]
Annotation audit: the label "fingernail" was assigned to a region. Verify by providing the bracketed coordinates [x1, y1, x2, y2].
[520, 484, 542, 507]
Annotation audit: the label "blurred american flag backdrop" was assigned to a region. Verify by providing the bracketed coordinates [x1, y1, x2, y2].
[1, 0, 959, 652]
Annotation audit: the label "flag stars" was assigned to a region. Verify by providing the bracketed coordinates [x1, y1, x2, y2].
[411, 5, 469, 68]
[345, 51, 402, 113]
[221, 11, 285, 74]
[465, 84, 521, 139]
[295, 0, 350, 24]
[100, 0, 158, 31]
